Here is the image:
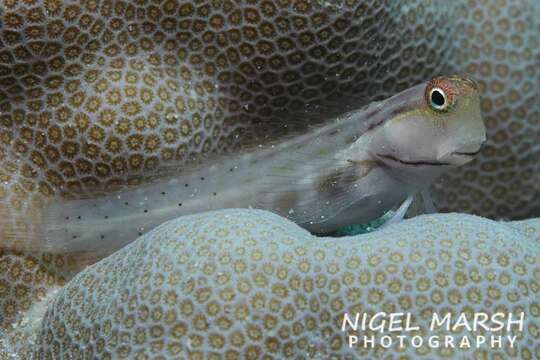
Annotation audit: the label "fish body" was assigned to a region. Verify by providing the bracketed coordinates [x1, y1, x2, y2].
[20, 76, 486, 254]
[43, 117, 390, 252]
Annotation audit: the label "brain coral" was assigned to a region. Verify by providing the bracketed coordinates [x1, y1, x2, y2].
[32, 210, 539, 359]
[435, 0, 540, 219]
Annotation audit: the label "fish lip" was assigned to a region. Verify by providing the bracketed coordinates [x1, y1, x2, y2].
[375, 153, 452, 167]
[452, 148, 483, 157]
[439, 141, 484, 163]
[449, 142, 485, 159]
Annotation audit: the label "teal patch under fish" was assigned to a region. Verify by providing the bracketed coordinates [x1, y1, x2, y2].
[334, 211, 394, 235]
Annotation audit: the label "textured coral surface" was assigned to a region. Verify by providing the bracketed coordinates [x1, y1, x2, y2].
[29, 210, 540, 359]
[435, 0, 540, 219]
[0, 0, 539, 357]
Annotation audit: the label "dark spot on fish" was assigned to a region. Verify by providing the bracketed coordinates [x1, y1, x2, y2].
[317, 167, 358, 197]
[201, 177, 205, 181]
[366, 118, 384, 131]
[144, 209, 148, 213]
[178, 203, 182, 207]
[161, 191, 166, 195]
[329, 129, 339, 136]
[185, 183, 189, 187]
[318, 162, 377, 197]
[124, 202, 129, 206]
[389, 104, 410, 118]
[345, 134, 359, 145]
[365, 107, 379, 119]
[104, 215, 108, 219]
[65, 216, 69, 220]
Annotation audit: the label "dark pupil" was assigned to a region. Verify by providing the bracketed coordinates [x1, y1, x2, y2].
[431, 90, 445, 107]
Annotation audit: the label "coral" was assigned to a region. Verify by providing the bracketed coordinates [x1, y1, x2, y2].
[435, 0, 540, 219]
[0, 250, 96, 358]
[33, 210, 539, 359]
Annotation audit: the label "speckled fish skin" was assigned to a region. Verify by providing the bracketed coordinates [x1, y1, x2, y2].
[0, 0, 538, 251]
[0, 0, 460, 252]
[37, 76, 485, 254]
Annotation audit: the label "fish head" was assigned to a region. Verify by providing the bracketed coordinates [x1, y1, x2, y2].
[368, 75, 486, 185]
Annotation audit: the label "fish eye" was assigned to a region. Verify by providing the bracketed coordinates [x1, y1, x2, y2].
[429, 88, 447, 110]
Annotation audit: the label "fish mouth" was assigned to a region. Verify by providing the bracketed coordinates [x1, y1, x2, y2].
[444, 143, 485, 164]
[375, 153, 452, 167]
[453, 148, 483, 156]
[375, 142, 484, 167]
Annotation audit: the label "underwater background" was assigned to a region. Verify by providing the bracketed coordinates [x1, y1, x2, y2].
[0, 0, 538, 358]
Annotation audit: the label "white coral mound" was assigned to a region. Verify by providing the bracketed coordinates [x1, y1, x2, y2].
[34, 210, 539, 359]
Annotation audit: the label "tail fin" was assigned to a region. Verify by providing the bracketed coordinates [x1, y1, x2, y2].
[0, 203, 45, 253]
[0, 202, 103, 269]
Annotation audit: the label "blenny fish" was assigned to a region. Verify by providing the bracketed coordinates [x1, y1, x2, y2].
[16, 75, 485, 254]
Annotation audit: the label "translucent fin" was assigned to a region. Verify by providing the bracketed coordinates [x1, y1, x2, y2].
[380, 195, 414, 229]
[0, 201, 105, 265]
[57, 250, 104, 271]
[40, 193, 147, 255]
[256, 152, 377, 227]
[420, 189, 438, 214]
[259, 93, 371, 136]
[41, 198, 102, 253]
[0, 204, 43, 252]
